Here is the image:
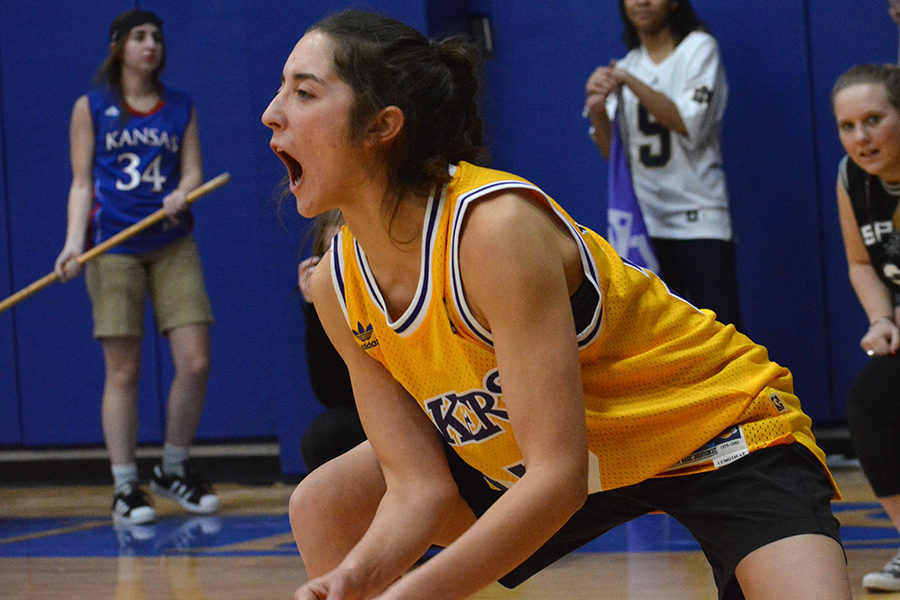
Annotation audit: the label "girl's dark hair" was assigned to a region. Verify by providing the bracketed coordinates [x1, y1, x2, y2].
[619, 0, 707, 50]
[93, 15, 166, 113]
[832, 63, 900, 114]
[310, 209, 345, 257]
[309, 10, 488, 207]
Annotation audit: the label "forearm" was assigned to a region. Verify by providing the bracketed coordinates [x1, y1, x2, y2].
[620, 71, 687, 135]
[337, 484, 459, 599]
[386, 469, 586, 600]
[175, 164, 204, 196]
[63, 181, 93, 250]
[586, 109, 613, 159]
[849, 263, 894, 323]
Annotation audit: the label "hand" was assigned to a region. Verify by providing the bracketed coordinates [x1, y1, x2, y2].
[294, 569, 366, 600]
[861, 318, 900, 356]
[298, 256, 322, 303]
[162, 189, 189, 221]
[585, 60, 621, 94]
[54, 247, 83, 282]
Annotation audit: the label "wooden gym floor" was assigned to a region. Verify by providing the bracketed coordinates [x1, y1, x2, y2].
[1, 459, 898, 599]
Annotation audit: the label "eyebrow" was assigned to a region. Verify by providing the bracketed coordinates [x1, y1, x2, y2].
[285, 72, 324, 84]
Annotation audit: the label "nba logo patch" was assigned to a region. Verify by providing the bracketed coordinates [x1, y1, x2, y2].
[769, 392, 786, 412]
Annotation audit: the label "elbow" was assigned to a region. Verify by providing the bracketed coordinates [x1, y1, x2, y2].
[542, 456, 589, 515]
[567, 466, 589, 513]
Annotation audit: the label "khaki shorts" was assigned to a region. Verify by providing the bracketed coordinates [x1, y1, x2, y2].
[85, 235, 213, 338]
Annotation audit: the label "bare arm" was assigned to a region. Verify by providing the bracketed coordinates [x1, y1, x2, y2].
[162, 107, 204, 217]
[383, 190, 590, 600]
[295, 256, 468, 600]
[54, 95, 95, 281]
[836, 178, 900, 354]
[584, 61, 618, 158]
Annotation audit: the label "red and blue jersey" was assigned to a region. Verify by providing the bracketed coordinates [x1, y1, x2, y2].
[87, 85, 192, 254]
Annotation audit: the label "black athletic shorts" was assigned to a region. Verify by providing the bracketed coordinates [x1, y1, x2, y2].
[445, 443, 842, 600]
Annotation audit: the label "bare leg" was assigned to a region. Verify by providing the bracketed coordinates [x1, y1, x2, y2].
[164, 324, 210, 446]
[101, 337, 143, 466]
[290, 442, 477, 578]
[734, 534, 850, 600]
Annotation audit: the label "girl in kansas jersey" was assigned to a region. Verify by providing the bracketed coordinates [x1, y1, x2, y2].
[54, 10, 218, 526]
[832, 63, 900, 592]
[263, 10, 850, 600]
[584, 0, 742, 330]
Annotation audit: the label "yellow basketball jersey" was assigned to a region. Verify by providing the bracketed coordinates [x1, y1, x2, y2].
[331, 162, 835, 494]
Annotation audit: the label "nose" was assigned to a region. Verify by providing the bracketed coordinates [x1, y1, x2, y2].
[262, 94, 283, 131]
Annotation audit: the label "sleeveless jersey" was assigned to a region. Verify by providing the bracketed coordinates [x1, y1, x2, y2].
[87, 85, 193, 254]
[841, 155, 900, 302]
[331, 162, 833, 494]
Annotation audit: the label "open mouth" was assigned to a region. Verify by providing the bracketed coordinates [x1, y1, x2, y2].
[274, 148, 303, 188]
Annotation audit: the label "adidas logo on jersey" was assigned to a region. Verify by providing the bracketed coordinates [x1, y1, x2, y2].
[353, 322, 378, 350]
[105, 105, 121, 117]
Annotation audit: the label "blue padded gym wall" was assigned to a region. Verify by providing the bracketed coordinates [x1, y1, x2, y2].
[0, 0, 895, 474]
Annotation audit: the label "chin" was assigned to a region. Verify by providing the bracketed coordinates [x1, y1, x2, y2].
[295, 197, 324, 219]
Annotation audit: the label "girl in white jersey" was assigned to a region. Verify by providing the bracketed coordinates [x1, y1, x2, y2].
[585, 0, 742, 329]
[263, 9, 849, 600]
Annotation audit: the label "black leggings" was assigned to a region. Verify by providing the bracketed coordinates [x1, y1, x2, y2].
[846, 352, 900, 497]
[651, 237, 743, 330]
[301, 407, 367, 472]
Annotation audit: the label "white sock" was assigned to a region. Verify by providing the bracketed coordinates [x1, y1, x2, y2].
[111, 463, 139, 493]
[162, 443, 190, 477]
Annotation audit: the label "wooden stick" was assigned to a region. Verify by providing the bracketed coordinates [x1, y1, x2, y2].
[0, 172, 230, 314]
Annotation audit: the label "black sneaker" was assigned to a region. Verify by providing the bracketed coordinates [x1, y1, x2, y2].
[150, 462, 220, 514]
[111, 483, 157, 525]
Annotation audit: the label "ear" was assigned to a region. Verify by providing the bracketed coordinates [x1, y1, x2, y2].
[365, 105, 405, 146]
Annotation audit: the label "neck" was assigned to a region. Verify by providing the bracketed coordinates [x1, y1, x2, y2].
[639, 27, 677, 62]
[342, 187, 430, 314]
[120, 68, 157, 99]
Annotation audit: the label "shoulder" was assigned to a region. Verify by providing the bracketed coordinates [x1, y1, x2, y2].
[620, 46, 642, 65]
[457, 185, 558, 267]
[837, 155, 851, 192]
[450, 162, 539, 200]
[71, 94, 95, 127]
[676, 31, 720, 59]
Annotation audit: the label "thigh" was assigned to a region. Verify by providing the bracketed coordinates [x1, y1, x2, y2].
[146, 235, 213, 333]
[290, 441, 386, 575]
[86, 252, 148, 338]
[649, 444, 841, 598]
[735, 534, 849, 600]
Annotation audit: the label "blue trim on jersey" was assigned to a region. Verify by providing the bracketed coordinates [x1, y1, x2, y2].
[448, 180, 604, 350]
[330, 231, 349, 324]
[350, 186, 443, 337]
[354, 241, 385, 312]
